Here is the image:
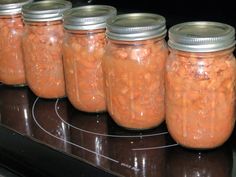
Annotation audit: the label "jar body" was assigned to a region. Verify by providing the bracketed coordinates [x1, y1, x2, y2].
[165, 48, 236, 149]
[63, 29, 106, 112]
[103, 38, 168, 129]
[22, 20, 65, 98]
[0, 14, 26, 85]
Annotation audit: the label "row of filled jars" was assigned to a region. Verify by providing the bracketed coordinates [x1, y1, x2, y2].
[0, 0, 235, 150]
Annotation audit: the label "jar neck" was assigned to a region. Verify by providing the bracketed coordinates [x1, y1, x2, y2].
[0, 14, 22, 19]
[24, 20, 62, 26]
[170, 47, 235, 58]
[65, 28, 105, 35]
[108, 36, 165, 46]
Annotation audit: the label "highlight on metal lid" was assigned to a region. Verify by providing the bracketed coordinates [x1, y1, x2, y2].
[0, 0, 33, 15]
[22, 0, 72, 22]
[106, 13, 166, 41]
[168, 21, 235, 52]
[63, 5, 117, 30]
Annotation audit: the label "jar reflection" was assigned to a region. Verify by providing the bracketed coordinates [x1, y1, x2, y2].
[166, 145, 233, 177]
[32, 98, 70, 153]
[70, 112, 110, 169]
[109, 130, 166, 177]
[0, 86, 33, 135]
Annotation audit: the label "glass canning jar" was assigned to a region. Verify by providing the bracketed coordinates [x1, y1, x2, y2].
[22, 0, 72, 99]
[103, 13, 169, 130]
[0, 0, 32, 86]
[63, 5, 116, 112]
[166, 21, 236, 149]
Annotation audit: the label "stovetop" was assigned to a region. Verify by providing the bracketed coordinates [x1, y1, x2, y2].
[0, 84, 236, 177]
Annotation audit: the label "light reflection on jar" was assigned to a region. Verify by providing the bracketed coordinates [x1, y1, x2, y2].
[0, 86, 33, 136]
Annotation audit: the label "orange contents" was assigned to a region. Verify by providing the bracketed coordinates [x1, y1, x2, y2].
[0, 15, 26, 85]
[103, 38, 168, 129]
[63, 29, 106, 112]
[22, 21, 65, 98]
[166, 49, 236, 149]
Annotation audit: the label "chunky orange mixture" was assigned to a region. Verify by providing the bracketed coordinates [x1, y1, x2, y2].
[63, 29, 106, 112]
[22, 21, 65, 98]
[103, 38, 168, 129]
[0, 15, 26, 85]
[166, 49, 236, 149]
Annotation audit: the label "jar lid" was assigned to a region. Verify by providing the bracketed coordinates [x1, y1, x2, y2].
[168, 21, 235, 52]
[63, 5, 117, 30]
[22, 0, 72, 22]
[106, 13, 166, 41]
[0, 0, 32, 15]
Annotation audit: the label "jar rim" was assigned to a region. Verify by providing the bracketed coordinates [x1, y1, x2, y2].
[22, 0, 72, 22]
[63, 5, 117, 31]
[0, 0, 32, 15]
[168, 21, 236, 52]
[106, 13, 167, 41]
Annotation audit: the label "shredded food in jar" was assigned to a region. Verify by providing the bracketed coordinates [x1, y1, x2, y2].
[63, 30, 106, 112]
[166, 49, 236, 149]
[103, 39, 168, 129]
[0, 15, 26, 85]
[23, 21, 65, 98]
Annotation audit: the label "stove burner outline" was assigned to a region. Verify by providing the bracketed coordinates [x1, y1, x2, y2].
[132, 143, 178, 151]
[55, 98, 179, 151]
[32, 97, 179, 174]
[32, 97, 120, 164]
[55, 98, 169, 138]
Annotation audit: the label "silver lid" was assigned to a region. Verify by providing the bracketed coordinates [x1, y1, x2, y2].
[106, 13, 166, 41]
[168, 21, 236, 52]
[0, 0, 32, 15]
[64, 5, 117, 30]
[22, 0, 72, 22]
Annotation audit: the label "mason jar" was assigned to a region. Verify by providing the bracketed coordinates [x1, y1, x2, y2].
[103, 13, 168, 130]
[0, 0, 32, 86]
[22, 0, 72, 98]
[63, 5, 116, 112]
[166, 21, 236, 149]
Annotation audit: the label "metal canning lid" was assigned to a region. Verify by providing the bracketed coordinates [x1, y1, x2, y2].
[22, 0, 72, 22]
[106, 13, 166, 41]
[168, 21, 236, 52]
[64, 5, 117, 30]
[0, 0, 32, 16]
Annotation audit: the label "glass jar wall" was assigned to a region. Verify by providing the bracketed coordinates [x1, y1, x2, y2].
[22, 0, 72, 98]
[0, 0, 32, 86]
[166, 21, 236, 149]
[103, 13, 168, 129]
[63, 5, 116, 112]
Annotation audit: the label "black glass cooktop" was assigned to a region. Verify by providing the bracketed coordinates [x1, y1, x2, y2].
[0, 84, 236, 177]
